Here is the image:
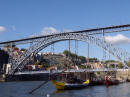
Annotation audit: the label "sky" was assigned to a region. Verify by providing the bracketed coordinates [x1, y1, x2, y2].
[0, 0, 130, 60]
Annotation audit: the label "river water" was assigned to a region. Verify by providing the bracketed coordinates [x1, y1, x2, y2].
[0, 81, 130, 97]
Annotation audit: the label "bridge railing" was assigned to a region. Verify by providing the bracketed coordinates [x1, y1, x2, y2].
[14, 68, 130, 75]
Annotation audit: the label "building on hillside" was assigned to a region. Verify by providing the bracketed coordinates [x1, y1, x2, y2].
[81, 61, 104, 69]
[46, 66, 57, 71]
[25, 65, 44, 71]
[106, 62, 118, 68]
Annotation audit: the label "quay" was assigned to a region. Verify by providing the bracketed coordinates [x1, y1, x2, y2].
[3, 69, 130, 85]
[0, 75, 5, 82]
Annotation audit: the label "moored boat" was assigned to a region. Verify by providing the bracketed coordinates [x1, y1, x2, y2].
[51, 80, 89, 90]
[104, 75, 119, 87]
[104, 80, 119, 86]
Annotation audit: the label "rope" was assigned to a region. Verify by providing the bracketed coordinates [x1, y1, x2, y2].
[29, 80, 49, 94]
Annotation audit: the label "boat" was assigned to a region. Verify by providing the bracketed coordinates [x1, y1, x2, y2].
[51, 79, 89, 90]
[104, 79, 119, 86]
[104, 75, 119, 87]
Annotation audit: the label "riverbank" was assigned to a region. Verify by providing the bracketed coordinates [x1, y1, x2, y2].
[1, 70, 130, 84]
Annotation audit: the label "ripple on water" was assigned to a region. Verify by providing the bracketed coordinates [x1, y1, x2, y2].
[0, 81, 130, 97]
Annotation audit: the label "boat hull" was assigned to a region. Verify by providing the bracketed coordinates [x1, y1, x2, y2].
[64, 83, 88, 90]
[51, 80, 89, 90]
[104, 80, 119, 86]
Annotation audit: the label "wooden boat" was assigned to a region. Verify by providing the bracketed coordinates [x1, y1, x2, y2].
[104, 75, 119, 87]
[89, 80, 104, 86]
[51, 80, 89, 90]
[104, 80, 119, 86]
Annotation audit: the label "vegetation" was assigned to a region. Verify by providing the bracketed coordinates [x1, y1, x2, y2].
[78, 65, 87, 69]
[63, 50, 87, 65]
[89, 58, 99, 62]
[20, 48, 27, 51]
[105, 60, 116, 64]
[127, 61, 130, 67]
[35, 61, 41, 65]
[118, 62, 123, 68]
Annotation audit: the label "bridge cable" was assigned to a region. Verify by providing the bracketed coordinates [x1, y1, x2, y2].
[75, 40, 78, 66]
[87, 42, 90, 68]
[102, 29, 106, 66]
[51, 44, 55, 65]
[68, 38, 71, 67]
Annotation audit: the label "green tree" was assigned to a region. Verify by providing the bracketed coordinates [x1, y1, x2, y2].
[79, 56, 86, 63]
[89, 58, 99, 62]
[63, 50, 87, 65]
[20, 48, 27, 51]
[63, 50, 70, 56]
[35, 61, 41, 65]
[105, 60, 116, 64]
[118, 62, 123, 68]
[78, 65, 87, 69]
[127, 61, 130, 67]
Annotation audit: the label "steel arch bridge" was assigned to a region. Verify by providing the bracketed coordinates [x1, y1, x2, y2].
[8, 32, 130, 75]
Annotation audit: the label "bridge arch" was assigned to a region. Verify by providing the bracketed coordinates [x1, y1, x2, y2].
[9, 33, 130, 74]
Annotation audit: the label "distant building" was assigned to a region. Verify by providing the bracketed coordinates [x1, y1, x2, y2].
[107, 62, 118, 68]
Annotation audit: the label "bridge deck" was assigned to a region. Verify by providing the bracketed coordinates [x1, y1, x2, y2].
[1, 24, 130, 47]
[14, 69, 130, 75]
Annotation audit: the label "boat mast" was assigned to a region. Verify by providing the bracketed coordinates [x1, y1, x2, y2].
[86, 42, 90, 80]
[87, 43, 89, 66]
[68, 38, 71, 69]
[75, 40, 78, 66]
[65, 38, 71, 80]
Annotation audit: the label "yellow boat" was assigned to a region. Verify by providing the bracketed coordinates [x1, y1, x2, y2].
[51, 80, 89, 90]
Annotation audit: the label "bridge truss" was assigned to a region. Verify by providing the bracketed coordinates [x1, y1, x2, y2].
[0, 24, 130, 75]
[0, 24, 130, 47]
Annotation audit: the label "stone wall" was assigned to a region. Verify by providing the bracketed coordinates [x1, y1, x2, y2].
[116, 70, 130, 81]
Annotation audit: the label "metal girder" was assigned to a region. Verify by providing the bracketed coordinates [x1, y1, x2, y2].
[8, 33, 130, 75]
[1, 24, 130, 47]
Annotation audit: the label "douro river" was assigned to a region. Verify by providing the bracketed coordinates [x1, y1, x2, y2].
[0, 81, 130, 97]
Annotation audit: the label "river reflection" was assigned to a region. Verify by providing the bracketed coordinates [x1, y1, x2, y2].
[0, 81, 130, 97]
